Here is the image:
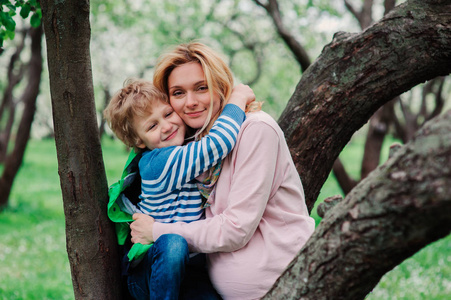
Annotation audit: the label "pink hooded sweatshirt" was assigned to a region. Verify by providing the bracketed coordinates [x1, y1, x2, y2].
[153, 111, 315, 299]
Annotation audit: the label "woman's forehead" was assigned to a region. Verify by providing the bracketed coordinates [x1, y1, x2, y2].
[168, 62, 205, 87]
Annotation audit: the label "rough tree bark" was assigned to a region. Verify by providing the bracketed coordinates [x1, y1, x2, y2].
[265, 109, 451, 299]
[278, 0, 451, 212]
[333, 0, 385, 195]
[40, 1, 123, 299]
[0, 26, 43, 208]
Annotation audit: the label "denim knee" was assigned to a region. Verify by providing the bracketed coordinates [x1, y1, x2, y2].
[153, 234, 189, 267]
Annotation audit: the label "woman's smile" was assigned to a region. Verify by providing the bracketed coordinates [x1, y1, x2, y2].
[185, 109, 206, 118]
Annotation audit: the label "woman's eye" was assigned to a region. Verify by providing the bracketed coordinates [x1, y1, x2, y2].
[198, 85, 208, 91]
[172, 90, 183, 97]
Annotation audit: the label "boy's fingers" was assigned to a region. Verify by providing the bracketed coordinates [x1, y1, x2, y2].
[132, 213, 141, 220]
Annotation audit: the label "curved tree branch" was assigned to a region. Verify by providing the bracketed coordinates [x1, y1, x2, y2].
[344, 0, 360, 21]
[345, 0, 375, 29]
[278, 0, 451, 211]
[265, 109, 451, 299]
[254, 0, 311, 72]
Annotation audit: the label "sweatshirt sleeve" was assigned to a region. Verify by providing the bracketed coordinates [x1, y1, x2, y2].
[139, 104, 245, 194]
[152, 120, 279, 253]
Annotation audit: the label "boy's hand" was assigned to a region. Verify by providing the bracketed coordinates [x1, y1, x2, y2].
[130, 213, 155, 245]
[228, 84, 255, 111]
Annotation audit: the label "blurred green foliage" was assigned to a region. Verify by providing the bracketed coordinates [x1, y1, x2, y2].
[0, 0, 40, 48]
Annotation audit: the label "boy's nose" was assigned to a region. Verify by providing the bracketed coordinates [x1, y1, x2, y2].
[161, 120, 173, 133]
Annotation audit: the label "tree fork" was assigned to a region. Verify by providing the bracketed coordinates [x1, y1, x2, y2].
[265, 109, 451, 299]
[278, 0, 451, 211]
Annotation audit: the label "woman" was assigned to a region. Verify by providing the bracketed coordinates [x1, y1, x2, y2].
[130, 42, 315, 299]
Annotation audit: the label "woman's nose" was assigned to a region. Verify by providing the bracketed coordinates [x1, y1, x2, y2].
[185, 92, 198, 108]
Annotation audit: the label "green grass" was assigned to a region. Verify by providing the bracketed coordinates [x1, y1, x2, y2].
[0, 137, 450, 299]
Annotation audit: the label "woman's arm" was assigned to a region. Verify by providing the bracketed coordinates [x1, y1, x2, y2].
[132, 119, 280, 252]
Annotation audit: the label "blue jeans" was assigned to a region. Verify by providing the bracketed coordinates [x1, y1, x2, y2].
[127, 234, 221, 300]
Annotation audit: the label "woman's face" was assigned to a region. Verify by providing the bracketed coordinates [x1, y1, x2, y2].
[167, 62, 221, 129]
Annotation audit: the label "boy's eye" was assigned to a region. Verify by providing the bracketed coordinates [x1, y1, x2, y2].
[148, 123, 156, 131]
[165, 111, 173, 117]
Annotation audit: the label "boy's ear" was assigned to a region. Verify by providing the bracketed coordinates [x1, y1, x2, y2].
[136, 143, 146, 149]
[135, 138, 146, 149]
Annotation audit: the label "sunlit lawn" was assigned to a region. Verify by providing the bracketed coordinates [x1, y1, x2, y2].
[0, 137, 449, 299]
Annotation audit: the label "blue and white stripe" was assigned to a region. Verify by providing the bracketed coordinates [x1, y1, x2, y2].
[137, 104, 245, 223]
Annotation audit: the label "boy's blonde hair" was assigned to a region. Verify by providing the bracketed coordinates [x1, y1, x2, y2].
[153, 42, 261, 139]
[104, 79, 168, 150]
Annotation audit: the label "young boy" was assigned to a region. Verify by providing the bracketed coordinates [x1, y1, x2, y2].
[104, 79, 254, 299]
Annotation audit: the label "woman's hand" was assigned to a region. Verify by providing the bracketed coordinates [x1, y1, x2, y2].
[228, 84, 256, 111]
[130, 213, 155, 245]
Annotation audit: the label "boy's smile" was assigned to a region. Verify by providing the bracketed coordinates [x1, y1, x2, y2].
[134, 100, 187, 150]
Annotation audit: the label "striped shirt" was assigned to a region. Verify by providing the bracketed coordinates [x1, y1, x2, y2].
[137, 104, 245, 223]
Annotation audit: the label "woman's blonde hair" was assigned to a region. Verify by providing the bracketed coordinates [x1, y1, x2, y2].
[154, 42, 261, 139]
[103, 78, 168, 150]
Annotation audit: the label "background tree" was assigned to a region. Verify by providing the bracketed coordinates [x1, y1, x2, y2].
[0, 1, 43, 208]
[0, 24, 42, 208]
[0, 28, 27, 162]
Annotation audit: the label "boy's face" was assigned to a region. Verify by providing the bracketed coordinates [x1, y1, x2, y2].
[134, 100, 187, 150]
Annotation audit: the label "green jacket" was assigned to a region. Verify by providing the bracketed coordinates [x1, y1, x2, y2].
[107, 150, 152, 261]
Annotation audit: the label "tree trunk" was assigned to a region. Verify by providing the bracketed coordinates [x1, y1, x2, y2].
[278, 0, 451, 212]
[0, 26, 43, 208]
[40, 1, 123, 299]
[360, 101, 394, 179]
[344, 0, 374, 29]
[98, 86, 110, 139]
[0, 29, 27, 163]
[265, 109, 451, 299]
[332, 158, 357, 194]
